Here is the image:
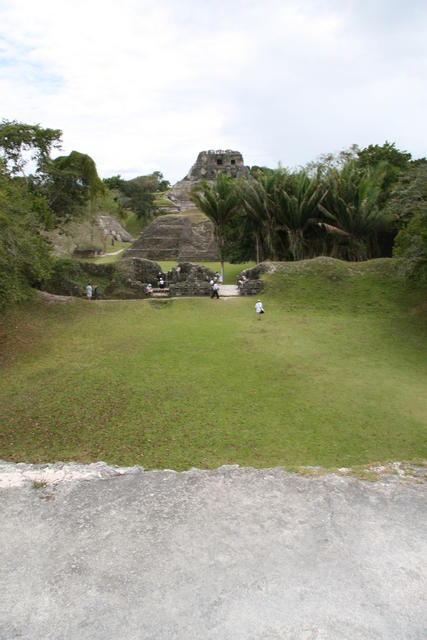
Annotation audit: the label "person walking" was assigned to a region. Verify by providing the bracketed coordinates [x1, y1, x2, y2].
[255, 299, 264, 319]
[86, 283, 93, 300]
[211, 281, 220, 299]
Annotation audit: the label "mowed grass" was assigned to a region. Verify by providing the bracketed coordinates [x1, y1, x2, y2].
[0, 258, 426, 470]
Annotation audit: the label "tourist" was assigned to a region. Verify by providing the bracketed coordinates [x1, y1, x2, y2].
[86, 283, 92, 300]
[146, 283, 153, 296]
[159, 277, 165, 290]
[238, 274, 247, 289]
[255, 299, 264, 319]
[211, 281, 220, 299]
[92, 283, 99, 300]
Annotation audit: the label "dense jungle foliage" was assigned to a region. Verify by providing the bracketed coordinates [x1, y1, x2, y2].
[192, 143, 427, 275]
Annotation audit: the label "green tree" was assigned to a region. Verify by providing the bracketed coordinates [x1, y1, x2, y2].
[271, 169, 328, 261]
[393, 210, 427, 281]
[240, 171, 277, 262]
[103, 174, 157, 220]
[391, 163, 427, 280]
[0, 119, 62, 175]
[0, 162, 52, 308]
[319, 161, 394, 260]
[356, 142, 413, 208]
[356, 141, 412, 172]
[45, 151, 104, 221]
[191, 173, 240, 281]
[103, 174, 124, 190]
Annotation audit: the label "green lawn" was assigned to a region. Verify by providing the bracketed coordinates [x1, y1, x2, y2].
[1, 258, 426, 471]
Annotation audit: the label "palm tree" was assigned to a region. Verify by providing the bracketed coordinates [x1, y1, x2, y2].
[272, 169, 328, 261]
[319, 161, 394, 260]
[190, 172, 240, 282]
[240, 170, 278, 261]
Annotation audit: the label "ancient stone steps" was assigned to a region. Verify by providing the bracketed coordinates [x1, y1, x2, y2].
[150, 288, 170, 298]
[218, 285, 240, 297]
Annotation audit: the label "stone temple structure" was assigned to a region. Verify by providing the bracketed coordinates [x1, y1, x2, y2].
[124, 150, 249, 262]
[186, 149, 249, 181]
[123, 214, 218, 261]
[168, 149, 249, 209]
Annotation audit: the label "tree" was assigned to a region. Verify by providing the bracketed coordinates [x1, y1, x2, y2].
[356, 141, 412, 172]
[240, 171, 277, 262]
[191, 173, 240, 281]
[0, 119, 62, 175]
[391, 163, 427, 280]
[356, 142, 413, 208]
[0, 161, 52, 308]
[45, 151, 104, 221]
[393, 210, 427, 281]
[271, 169, 328, 261]
[103, 175, 123, 190]
[319, 161, 394, 260]
[103, 174, 157, 220]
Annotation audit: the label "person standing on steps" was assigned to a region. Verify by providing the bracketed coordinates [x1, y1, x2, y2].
[255, 299, 264, 319]
[86, 283, 93, 300]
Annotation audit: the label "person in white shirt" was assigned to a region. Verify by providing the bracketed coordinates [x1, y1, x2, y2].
[86, 283, 92, 300]
[211, 282, 220, 299]
[255, 299, 264, 319]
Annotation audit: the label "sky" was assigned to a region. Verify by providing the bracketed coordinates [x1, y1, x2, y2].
[1, 0, 426, 184]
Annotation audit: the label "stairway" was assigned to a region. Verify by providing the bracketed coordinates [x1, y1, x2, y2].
[150, 288, 170, 298]
[218, 285, 240, 297]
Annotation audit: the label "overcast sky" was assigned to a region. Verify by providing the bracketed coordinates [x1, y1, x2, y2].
[1, 0, 426, 183]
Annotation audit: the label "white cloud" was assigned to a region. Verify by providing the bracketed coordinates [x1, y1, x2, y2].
[1, 0, 426, 182]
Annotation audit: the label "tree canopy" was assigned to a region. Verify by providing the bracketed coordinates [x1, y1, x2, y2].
[0, 119, 62, 175]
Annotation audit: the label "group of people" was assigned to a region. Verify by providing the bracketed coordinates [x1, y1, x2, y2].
[86, 283, 99, 300]
[86, 273, 264, 318]
[144, 272, 166, 296]
[237, 274, 248, 289]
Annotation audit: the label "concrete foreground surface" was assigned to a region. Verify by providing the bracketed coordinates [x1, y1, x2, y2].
[0, 462, 426, 640]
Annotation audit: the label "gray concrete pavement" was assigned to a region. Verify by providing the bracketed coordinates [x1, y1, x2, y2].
[0, 462, 426, 639]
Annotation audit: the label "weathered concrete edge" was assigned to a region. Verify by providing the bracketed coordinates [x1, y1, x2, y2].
[0, 460, 425, 490]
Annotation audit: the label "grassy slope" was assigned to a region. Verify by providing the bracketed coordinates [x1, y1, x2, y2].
[0, 258, 426, 470]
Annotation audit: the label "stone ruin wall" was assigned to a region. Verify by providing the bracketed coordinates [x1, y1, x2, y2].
[186, 150, 249, 181]
[168, 149, 250, 208]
